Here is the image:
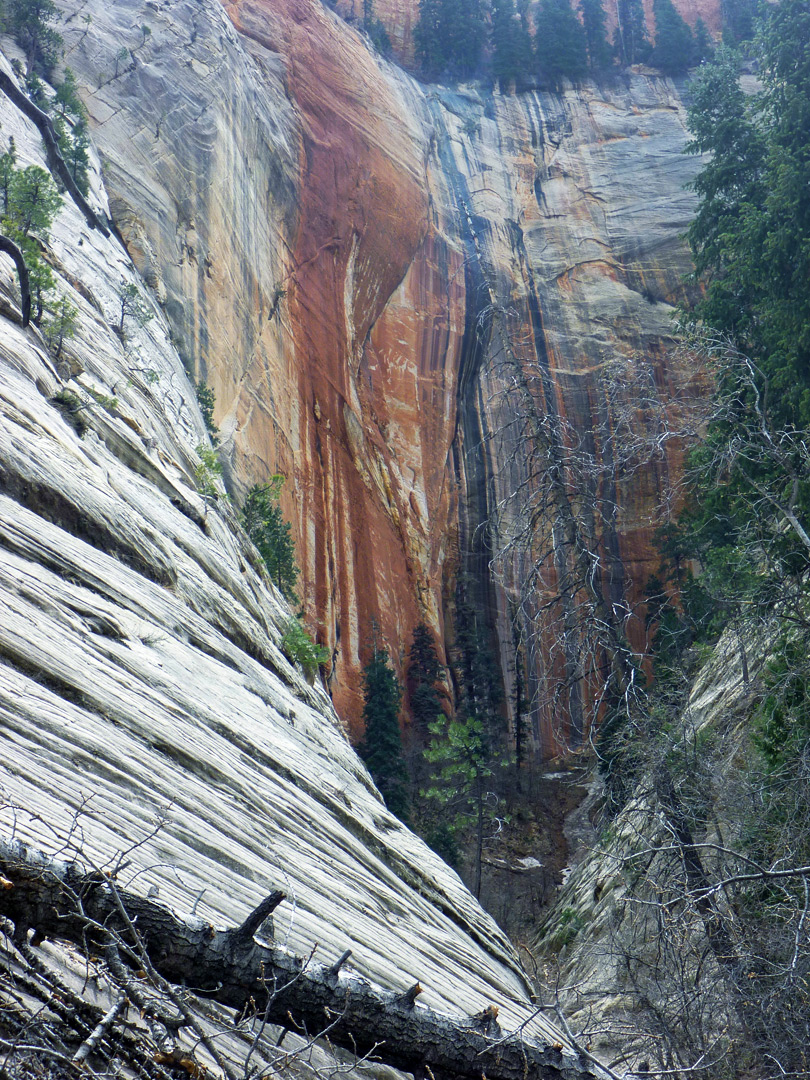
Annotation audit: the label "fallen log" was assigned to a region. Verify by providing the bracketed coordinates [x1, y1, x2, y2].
[0, 838, 600, 1080]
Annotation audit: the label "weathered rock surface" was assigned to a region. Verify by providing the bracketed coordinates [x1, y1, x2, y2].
[0, 61, 576, 1061]
[52, 0, 710, 753]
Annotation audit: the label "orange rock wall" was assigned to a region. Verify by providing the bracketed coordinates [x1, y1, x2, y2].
[221, 0, 707, 751]
[64, 0, 708, 753]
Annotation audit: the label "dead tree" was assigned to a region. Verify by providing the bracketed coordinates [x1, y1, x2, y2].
[0, 837, 603, 1080]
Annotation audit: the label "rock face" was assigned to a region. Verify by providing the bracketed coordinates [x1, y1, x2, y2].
[0, 55, 575, 1056]
[51, 0, 710, 755]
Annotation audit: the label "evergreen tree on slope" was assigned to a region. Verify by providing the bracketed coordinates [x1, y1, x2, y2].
[580, 0, 613, 71]
[360, 644, 409, 820]
[535, 0, 588, 84]
[491, 0, 534, 89]
[614, 0, 652, 65]
[651, 0, 696, 73]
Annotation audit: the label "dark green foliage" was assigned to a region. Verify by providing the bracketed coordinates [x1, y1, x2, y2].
[685, 47, 764, 320]
[490, 0, 534, 89]
[362, 0, 392, 56]
[194, 445, 223, 502]
[614, 0, 651, 65]
[241, 478, 300, 604]
[414, 0, 486, 80]
[686, 18, 810, 430]
[115, 281, 154, 338]
[281, 618, 330, 681]
[692, 17, 714, 62]
[360, 645, 408, 820]
[53, 69, 90, 196]
[721, 0, 758, 44]
[43, 294, 79, 358]
[535, 0, 588, 84]
[580, 0, 613, 71]
[753, 637, 810, 773]
[0, 136, 17, 215]
[423, 714, 497, 894]
[4, 162, 62, 239]
[195, 380, 220, 446]
[0, 147, 62, 324]
[407, 622, 443, 733]
[420, 587, 507, 894]
[453, 587, 503, 743]
[651, 0, 696, 73]
[681, 9, 810, 590]
[2, 0, 62, 76]
[51, 388, 87, 436]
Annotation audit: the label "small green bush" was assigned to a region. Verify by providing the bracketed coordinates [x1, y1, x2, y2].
[194, 444, 222, 501]
[195, 380, 219, 445]
[281, 618, 329, 681]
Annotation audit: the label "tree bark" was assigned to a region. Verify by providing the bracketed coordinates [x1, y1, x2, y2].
[0, 839, 600, 1080]
[0, 232, 30, 325]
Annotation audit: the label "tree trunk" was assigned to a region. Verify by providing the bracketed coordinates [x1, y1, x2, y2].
[0, 839, 599, 1080]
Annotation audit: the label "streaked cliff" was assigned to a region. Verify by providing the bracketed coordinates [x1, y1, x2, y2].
[47, 0, 711, 753]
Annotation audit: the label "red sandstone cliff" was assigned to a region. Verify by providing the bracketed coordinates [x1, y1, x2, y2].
[60, 0, 710, 753]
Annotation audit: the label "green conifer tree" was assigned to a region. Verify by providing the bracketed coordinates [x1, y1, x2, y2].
[423, 712, 497, 897]
[692, 17, 714, 62]
[491, 0, 534, 89]
[0, 137, 17, 215]
[651, 0, 696, 73]
[414, 0, 447, 77]
[241, 478, 300, 604]
[614, 0, 652, 65]
[414, 0, 485, 79]
[3, 0, 62, 76]
[360, 644, 408, 820]
[721, 0, 757, 44]
[580, 0, 613, 70]
[408, 622, 443, 733]
[535, 0, 588, 84]
[1, 159, 62, 323]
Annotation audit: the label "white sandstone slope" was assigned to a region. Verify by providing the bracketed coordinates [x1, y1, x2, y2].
[0, 55, 568, 1049]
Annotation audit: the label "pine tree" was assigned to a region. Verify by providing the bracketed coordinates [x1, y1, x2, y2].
[721, 0, 757, 44]
[414, 0, 486, 79]
[614, 0, 651, 65]
[3, 0, 62, 76]
[408, 622, 443, 733]
[0, 137, 17, 215]
[580, 0, 613, 71]
[1, 158, 62, 323]
[414, 0, 448, 77]
[491, 0, 534, 89]
[362, 0, 392, 56]
[360, 645, 408, 820]
[241, 479, 300, 604]
[692, 18, 714, 62]
[651, 0, 696, 73]
[535, 0, 588, 84]
[423, 713, 497, 897]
